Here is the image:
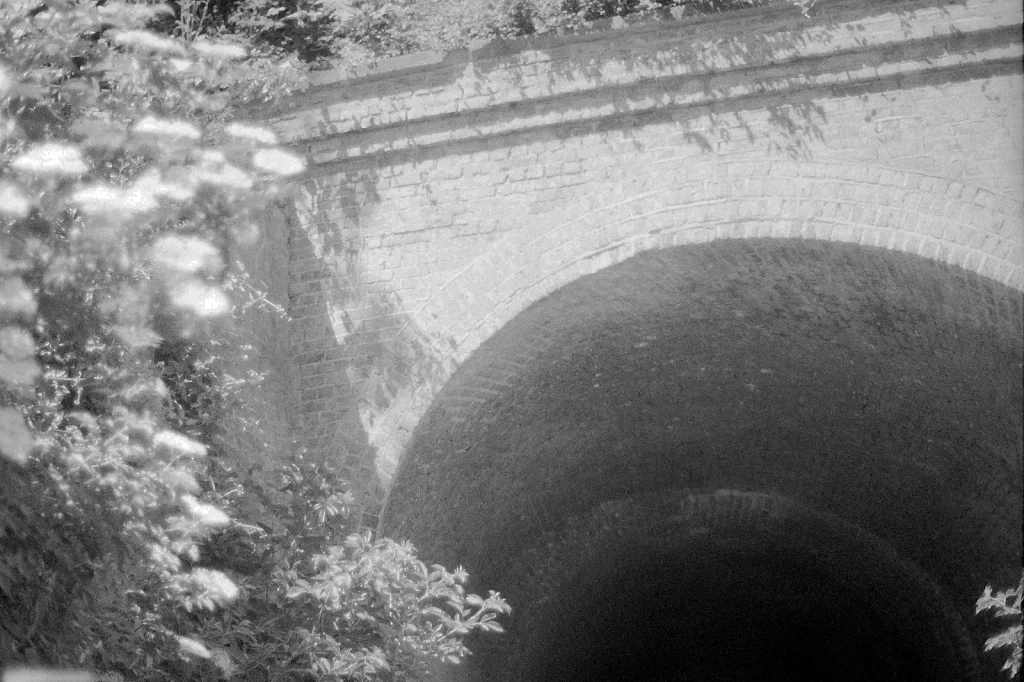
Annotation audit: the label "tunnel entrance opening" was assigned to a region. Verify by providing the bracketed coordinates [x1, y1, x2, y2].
[537, 548, 927, 681]
[380, 239, 1023, 681]
[515, 491, 976, 682]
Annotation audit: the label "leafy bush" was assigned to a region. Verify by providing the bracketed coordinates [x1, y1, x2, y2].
[227, 0, 352, 66]
[155, 0, 783, 69]
[977, 571, 1023, 679]
[0, 0, 301, 664]
[156, 456, 509, 681]
[1, 1, 509, 679]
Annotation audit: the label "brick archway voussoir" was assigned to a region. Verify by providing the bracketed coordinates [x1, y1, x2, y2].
[420, 170, 1020, 356]
[374, 166, 1022, 490]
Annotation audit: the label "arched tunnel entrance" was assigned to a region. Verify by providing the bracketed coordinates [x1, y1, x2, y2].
[506, 490, 979, 681]
[378, 239, 1023, 680]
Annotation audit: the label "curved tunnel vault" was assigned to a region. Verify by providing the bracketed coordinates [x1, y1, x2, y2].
[379, 239, 1023, 681]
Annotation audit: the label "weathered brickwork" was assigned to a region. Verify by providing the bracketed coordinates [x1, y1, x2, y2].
[255, 0, 1024, 516]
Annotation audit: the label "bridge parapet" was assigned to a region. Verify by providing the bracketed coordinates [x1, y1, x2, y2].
[267, 0, 1022, 195]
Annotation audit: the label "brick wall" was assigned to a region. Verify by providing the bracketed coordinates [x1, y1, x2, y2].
[253, 0, 1024, 517]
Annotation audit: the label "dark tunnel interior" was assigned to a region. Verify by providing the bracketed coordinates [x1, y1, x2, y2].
[507, 490, 979, 682]
[532, 545, 940, 681]
[547, 554, 920, 681]
[379, 239, 1024, 681]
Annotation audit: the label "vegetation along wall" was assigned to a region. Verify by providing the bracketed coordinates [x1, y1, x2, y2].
[254, 0, 1023, 677]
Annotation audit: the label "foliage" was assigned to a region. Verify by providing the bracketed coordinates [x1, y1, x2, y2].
[144, 456, 509, 681]
[0, 0, 302, 665]
[976, 570, 1023, 679]
[155, 0, 785, 69]
[1, 1, 509, 679]
[477, 0, 765, 37]
[228, 0, 356, 66]
[61, 449, 509, 681]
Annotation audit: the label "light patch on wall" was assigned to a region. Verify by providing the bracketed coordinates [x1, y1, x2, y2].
[328, 305, 351, 345]
[357, 379, 416, 489]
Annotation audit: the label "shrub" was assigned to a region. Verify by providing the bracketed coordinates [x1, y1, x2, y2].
[1, 0, 297, 662]
[167, 456, 509, 681]
[1, 2, 509, 679]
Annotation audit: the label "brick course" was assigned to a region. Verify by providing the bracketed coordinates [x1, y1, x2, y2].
[253, 0, 1023, 517]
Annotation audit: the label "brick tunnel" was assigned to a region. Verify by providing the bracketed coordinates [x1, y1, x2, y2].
[378, 239, 1023, 681]
[252, 0, 1024, 675]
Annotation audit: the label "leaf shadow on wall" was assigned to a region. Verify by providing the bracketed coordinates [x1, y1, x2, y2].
[287, 167, 449, 524]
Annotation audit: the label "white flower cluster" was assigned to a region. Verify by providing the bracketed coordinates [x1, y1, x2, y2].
[193, 39, 247, 61]
[181, 494, 232, 527]
[134, 115, 201, 140]
[10, 143, 87, 175]
[73, 184, 157, 216]
[225, 122, 278, 145]
[150, 235, 223, 276]
[0, 182, 30, 218]
[112, 29, 186, 56]
[252, 148, 305, 176]
[170, 280, 232, 318]
[153, 430, 208, 458]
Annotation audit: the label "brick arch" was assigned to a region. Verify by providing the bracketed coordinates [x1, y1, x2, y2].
[378, 237, 1022, 679]
[371, 161, 1022, 485]
[414, 161, 1022, 361]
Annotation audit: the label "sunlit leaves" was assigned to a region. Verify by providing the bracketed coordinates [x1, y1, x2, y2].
[0, 0, 287, 668]
[0, 2, 506, 679]
[207, 648, 236, 678]
[168, 456, 511, 681]
[171, 568, 240, 611]
[282, 530, 512, 676]
[313, 491, 353, 525]
[175, 636, 211, 659]
[977, 572, 1024, 678]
